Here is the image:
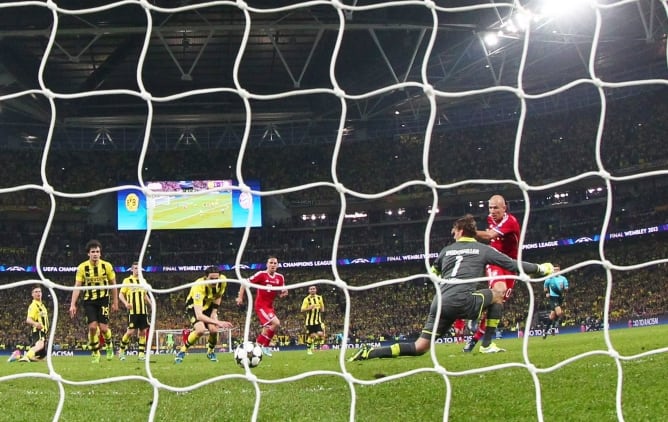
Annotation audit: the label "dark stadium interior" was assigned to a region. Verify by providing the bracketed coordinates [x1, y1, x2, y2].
[0, 1, 667, 352]
[0, 0, 665, 148]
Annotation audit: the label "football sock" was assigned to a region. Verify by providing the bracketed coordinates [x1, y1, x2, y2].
[481, 304, 503, 347]
[207, 333, 218, 351]
[473, 318, 487, 341]
[367, 342, 421, 359]
[366, 346, 391, 359]
[138, 336, 146, 354]
[120, 334, 131, 352]
[256, 329, 275, 347]
[89, 329, 100, 352]
[185, 331, 201, 349]
[103, 328, 113, 348]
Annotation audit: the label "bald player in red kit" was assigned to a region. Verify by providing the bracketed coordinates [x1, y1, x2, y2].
[463, 194, 520, 353]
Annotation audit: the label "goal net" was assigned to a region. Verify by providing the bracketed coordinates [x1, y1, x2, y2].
[1, 0, 667, 421]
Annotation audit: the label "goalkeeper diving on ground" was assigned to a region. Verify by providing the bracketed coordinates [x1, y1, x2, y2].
[348, 214, 555, 361]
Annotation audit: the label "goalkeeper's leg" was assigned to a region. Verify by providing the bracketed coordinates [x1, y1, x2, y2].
[467, 276, 513, 350]
[479, 303, 504, 349]
[477, 285, 508, 353]
[348, 336, 434, 361]
[350, 311, 455, 361]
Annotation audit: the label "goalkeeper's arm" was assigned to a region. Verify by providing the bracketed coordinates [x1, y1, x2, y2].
[516, 260, 554, 277]
[535, 263, 554, 276]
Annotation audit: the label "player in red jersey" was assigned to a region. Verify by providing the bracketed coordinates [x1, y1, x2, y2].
[463, 194, 520, 353]
[452, 319, 466, 343]
[181, 328, 190, 346]
[236, 256, 288, 356]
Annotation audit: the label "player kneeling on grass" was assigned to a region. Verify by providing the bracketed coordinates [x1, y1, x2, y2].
[175, 266, 234, 363]
[17, 285, 49, 362]
[348, 214, 554, 361]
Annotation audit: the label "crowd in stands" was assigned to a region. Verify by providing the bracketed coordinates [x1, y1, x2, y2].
[0, 90, 666, 351]
[0, 172, 666, 267]
[0, 91, 667, 267]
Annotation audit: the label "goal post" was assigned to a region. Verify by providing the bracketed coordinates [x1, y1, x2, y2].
[154, 328, 236, 354]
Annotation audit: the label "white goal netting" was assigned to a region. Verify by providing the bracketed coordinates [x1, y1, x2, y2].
[1, 1, 668, 421]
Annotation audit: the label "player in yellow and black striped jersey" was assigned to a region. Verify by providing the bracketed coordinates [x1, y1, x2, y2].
[174, 266, 234, 363]
[19, 285, 50, 362]
[69, 239, 119, 363]
[301, 285, 325, 355]
[118, 262, 152, 361]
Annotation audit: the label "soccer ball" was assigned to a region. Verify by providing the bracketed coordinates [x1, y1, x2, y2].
[234, 341, 263, 368]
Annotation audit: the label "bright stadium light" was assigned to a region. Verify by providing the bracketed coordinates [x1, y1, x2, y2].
[512, 9, 532, 31]
[538, 0, 587, 19]
[483, 32, 499, 47]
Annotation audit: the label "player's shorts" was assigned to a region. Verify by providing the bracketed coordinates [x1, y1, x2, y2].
[186, 307, 214, 326]
[30, 330, 48, 359]
[452, 319, 466, 334]
[255, 306, 277, 327]
[548, 296, 564, 310]
[486, 264, 516, 301]
[421, 289, 494, 339]
[127, 313, 150, 330]
[305, 323, 324, 334]
[30, 331, 49, 359]
[83, 297, 111, 325]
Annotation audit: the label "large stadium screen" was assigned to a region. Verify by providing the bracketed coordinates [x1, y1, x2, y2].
[117, 180, 262, 230]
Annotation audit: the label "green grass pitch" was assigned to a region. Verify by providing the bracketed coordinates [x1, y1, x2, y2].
[2, 326, 667, 421]
[151, 193, 232, 230]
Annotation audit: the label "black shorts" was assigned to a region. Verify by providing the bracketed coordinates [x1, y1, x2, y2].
[186, 306, 214, 327]
[422, 289, 494, 339]
[30, 330, 48, 359]
[548, 296, 564, 310]
[127, 313, 150, 330]
[83, 297, 111, 325]
[305, 324, 324, 334]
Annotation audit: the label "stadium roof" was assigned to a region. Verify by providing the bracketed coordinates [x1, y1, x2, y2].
[0, 0, 666, 150]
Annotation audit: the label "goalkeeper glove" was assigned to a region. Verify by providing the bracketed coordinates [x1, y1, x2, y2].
[537, 263, 554, 276]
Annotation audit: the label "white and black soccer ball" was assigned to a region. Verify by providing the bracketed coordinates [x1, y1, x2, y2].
[234, 341, 263, 368]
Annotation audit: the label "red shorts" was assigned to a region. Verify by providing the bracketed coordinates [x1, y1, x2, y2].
[255, 306, 277, 327]
[452, 319, 466, 334]
[486, 264, 516, 301]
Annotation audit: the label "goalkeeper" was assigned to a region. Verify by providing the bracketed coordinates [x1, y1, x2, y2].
[349, 214, 554, 361]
